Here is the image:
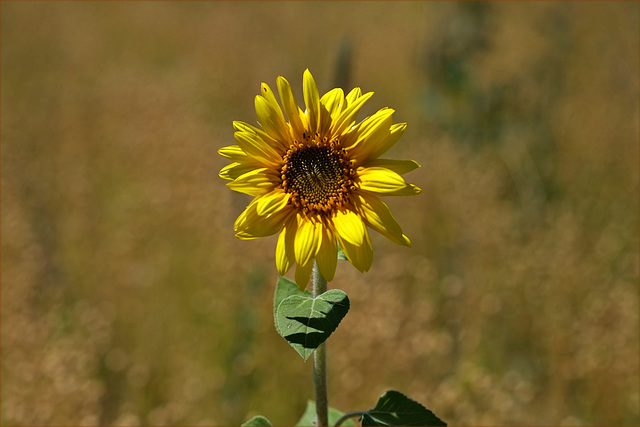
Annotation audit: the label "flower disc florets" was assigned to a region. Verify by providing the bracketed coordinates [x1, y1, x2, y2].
[281, 133, 354, 216]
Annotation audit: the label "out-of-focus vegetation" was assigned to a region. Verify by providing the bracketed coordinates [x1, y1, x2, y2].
[1, 2, 638, 426]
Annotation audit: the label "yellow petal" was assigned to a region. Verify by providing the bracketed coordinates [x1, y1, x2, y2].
[260, 82, 286, 126]
[361, 159, 420, 175]
[320, 88, 345, 120]
[255, 95, 290, 151]
[337, 229, 373, 273]
[277, 76, 306, 139]
[345, 87, 362, 105]
[233, 121, 283, 150]
[330, 91, 374, 138]
[256, 190, 290, 216]
[318, 102, 332, 136]
[356, 107, 394, 135]
[227, 168, 279, 196]
[367, 122, 407, 160]
[218, 145, 247, 162]
[234, 200, 291, 239]
[357, 167, 422, 196]
[293, 215, 321, 267]
[234, 130, 282, 167]
[234, 197, 280, 230]
[332, 209, 366, 246]
[219, 162, 255, 181]
[346, 108, 395, 163]
[355, 192, 410, 247]
[276, 215, 297, 275]
[303, 69, 320, 134]
[294, 259, 313, 290]
[316, 226, 338, 282]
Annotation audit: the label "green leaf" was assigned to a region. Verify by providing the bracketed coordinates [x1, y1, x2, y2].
[295, 400, 357, 427]
[337, 246, 348, 260]
[275, 289, 350, 360]
[274, 276, 311, 322]
[361, 390, 446, 426]
[242, 415, 273, 426]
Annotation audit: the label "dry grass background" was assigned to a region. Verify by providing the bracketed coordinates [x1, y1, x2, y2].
[1, 1, 638, 426]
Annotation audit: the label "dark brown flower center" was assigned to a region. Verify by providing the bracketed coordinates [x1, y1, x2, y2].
[281, 135, 354, 215]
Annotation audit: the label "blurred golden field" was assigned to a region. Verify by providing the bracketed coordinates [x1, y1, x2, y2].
[1, 1, 638, 426]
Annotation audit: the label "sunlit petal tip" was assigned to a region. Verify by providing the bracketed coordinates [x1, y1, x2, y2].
[316, 229, 338, 282]
[393, 122, 408, 131]
[256, 191, 290, 216]
[276, 216, 297, 276]
[303, 68, 313, 79]
[234, 205, 289, 239]
[232, 121, 248, 132]
[362, 159, 421, 175]
[260, 82, 287, 117]
[260, 82, 272, 95]
[234, 130, 282, 166]
[354, 192, 412, 247]
[338, 231, 373, 273]
[303, 69, 320, 131]
[276, 230, 292, 276]
[332, 210, 366, 247]
[254, 96, 289, 149]
[345, 87, 363, 104]
[365, 122, 409, 160]
[226, 168, 278, 197]
[402, 234, 411, 247]
[235, 232, 259, 240]
[217, 145, 236, 157]
[303, 69, 319, 94]
[218, 145, 247, 163]
[276, 76, 306, 138]
[320, 87, 346, 119]
[233, 198, 259, 231]
[317, 260, 336, 282]
[219, 162, 254, 181]
[294, 216, 321, 266]
[358, 167, 421, 196]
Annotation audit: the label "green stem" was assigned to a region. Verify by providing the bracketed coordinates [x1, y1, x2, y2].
[312, 261, 328, 426]
[334, 411, 366, 427]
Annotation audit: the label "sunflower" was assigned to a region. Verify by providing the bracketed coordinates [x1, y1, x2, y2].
[219, 69, 421, 289]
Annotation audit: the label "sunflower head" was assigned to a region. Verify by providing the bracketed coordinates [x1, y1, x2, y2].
[219, 69, 421, 289]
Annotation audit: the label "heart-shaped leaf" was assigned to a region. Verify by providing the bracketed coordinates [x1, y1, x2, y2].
[275, 285, 349, 360]
[273, 276, 312, 321]
[361, 390, 446, 426]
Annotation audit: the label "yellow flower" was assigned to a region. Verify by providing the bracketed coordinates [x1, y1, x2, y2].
[219, 69, 421, 289]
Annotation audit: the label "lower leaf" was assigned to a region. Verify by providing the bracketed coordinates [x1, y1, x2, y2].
[296, 401, 357, 427]
[275, 288, 350, 360]
[242, 415, 273, 426]
[361, 390, 446, 426]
